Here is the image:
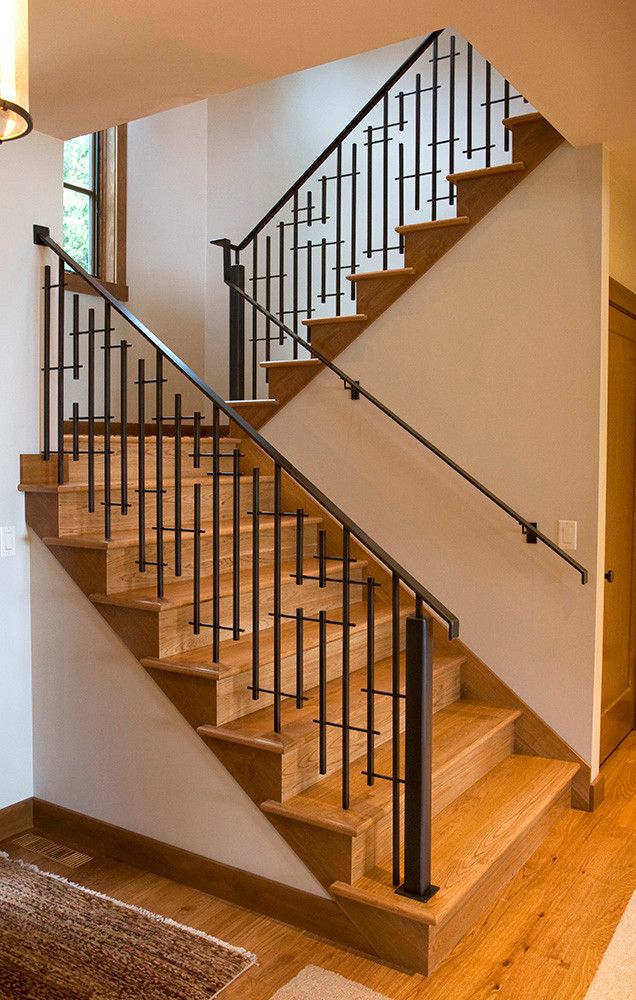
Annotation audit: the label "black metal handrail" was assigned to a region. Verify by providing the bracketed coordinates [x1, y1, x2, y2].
[234, 30, 443, 253]
[213, 239, 588, 585]
[33, 225, 459, 634]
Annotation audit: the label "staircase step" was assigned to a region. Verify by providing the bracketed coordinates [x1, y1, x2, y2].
[447, 161, 526, 183]
[260, 358, 321, 370]
[227, 398, 280, 431]
[261, 701, 520, 884]
[90, 556, 368, 659]
[331, 755, 579, 974]
[260, 358, 323, 406]
[395, 216, 470, 235]
[395, 215, 472, 272]
[302, 314, 368, 327]
[197, 649, 463, 802]
[345, 267, 417, 321]
[301, 314, 370, 360]
[43, 515, 321, 595]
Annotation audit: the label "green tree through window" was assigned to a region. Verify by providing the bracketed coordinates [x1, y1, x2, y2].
[63, 133, 98, 272]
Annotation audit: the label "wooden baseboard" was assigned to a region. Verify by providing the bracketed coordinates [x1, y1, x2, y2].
[31, 798, 372, 955]
[0, 797, 34, 841]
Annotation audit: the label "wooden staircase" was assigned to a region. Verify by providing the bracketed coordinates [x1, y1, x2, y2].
[229, 113, 564, 432]
[20, 418, 582, 974]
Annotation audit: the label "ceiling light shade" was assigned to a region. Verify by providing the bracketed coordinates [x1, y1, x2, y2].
[0, 0, 32, 143]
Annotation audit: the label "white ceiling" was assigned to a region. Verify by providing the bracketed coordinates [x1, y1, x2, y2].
[30, 0, 635, 159]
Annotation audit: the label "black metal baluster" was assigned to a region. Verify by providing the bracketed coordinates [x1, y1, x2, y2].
[265, 235, 272, 361]
[335, 144, 342, 316]
[306, 188, 313, 227]
[232, 446, 241, 639]
[193, 482, 201, 633]
[174, 393, 182, 577]
[103, 302, 111, 539]
[251, 466, 260, 698]
[398, 142, 405, 254]
[318, 608, 328, 773]
[431, 36, 439, 221]
[212, 404, 221, 662]
[292, 191, 299, 346]
[448, 34, 456, 204]
[120, 340, 128, 515]
[251, 237, 258, 398]
[306, 239, 313, 320]
[155, 350, 164, 597]
[57, 257, 65, 485]
[277, 221, 285, 344]
[296, 607, 304, 709]
[350, 143, 357, 295]
[87, 309, 95, 512]
[137, 358, 146, 571]
[295, 507, 304, 585]
[342, 527, 351, 809]
[193, 410, 201, 469]
[414, 73, 421, 211]
[503, 79, 511, 152]
[318, 528, 327, 587]
[466, 43, 473, 159]
[43, 265, 51, 461]
[382, 94, 389, 270]
[320, 239, 327, 304]
[72, 294, 80, 380]
[72, 402, 80, 461]
[366, 575, 375, 786]
[366, 125, 373, 256]
[391, 571, 401, 886]
[321, 174, 327, 224]
[485, 61, 492, 168]
[398, 90, 405, 131]
[273, 462, 282, 732]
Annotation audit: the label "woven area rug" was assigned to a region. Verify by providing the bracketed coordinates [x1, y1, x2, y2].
[0, 851, 256, 999]
[269, 966, 391, 999]
[584, 889, 636, 999]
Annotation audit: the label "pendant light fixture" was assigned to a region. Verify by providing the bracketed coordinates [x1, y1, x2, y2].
[0, 0, 32, 143]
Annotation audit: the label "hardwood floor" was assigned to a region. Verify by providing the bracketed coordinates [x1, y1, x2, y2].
[2, 733, 635, 999]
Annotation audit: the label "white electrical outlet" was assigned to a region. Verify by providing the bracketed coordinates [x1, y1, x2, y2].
[557, 520, 578, 551]
[0, 526, 16, 558]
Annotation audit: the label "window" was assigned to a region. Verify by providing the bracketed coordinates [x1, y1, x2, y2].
[62, 125, 128, 300]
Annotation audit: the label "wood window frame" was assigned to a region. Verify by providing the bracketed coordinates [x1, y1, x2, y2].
[65, 124, 128, 301]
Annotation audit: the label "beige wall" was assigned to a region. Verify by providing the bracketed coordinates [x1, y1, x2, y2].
[261, 143, 609, 770]
[609, 153, 636, 293]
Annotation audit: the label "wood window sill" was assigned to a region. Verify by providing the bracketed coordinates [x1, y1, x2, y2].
[64, 270, 129, 303]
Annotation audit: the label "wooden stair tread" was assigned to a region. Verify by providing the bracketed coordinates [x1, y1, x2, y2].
[346, 267, 415, 283]
[18, 472, 268, 495]
[90, 555, 363, 612]
[226, 398, 278, 406]
[502, 111, 544, 128]
[447, 161, 525, 183]
[331, 755, 579, 927]
[43, 515, 322, 552]
[261, 702, 521, 835]
[142, 598, 392, 678]
[302, 314, 367, 327]
[395, 216, 470, 235]
[260, 359, 321, 369]
[197, 649, 465, 754]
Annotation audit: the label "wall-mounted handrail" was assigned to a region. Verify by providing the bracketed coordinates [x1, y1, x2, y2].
[33, 224, 459, 635]
[235, 29, 443, 252]
[212, 238, 589, 585]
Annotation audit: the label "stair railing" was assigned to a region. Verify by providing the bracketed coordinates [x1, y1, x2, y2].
[215, 240, 588, 585]
[34, 224, 456, 901]
[215, 28, 533, 399]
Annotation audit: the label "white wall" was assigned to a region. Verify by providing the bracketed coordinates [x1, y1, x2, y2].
[30, 537, 325, 894]
[609, 152, 636, 292]
[0, 130, 62, 809]
[261, 143, 608, 769]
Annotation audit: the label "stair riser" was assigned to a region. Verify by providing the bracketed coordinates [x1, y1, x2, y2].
[55, 478, 275, 537]
[265, 365, 321, 407]
[308, 319, 369, 360]
[403, 225, 468, 274]
[509, 118, 563, 173]
[21, 443, 240, 486]
[202, 659, 460, 804]
[455, 173, 524, 225]
[354, 275, 416, 321]
[215, 613, 397, 725]
[48, 522, 319, 596]
[95, 567, 365, 659]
